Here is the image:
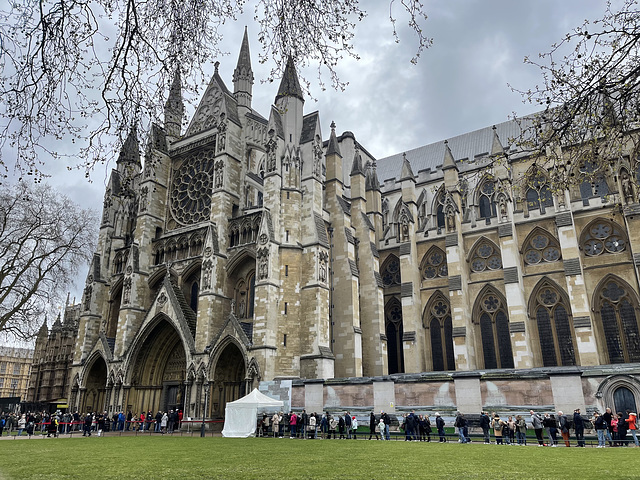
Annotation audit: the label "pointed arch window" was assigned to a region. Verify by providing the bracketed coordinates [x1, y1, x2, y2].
[478, 180, 497, 220]
[381, 256, 401, 287]
[385, 299, 404, 374]
[434, 188, 446, 231]
[421, 247, 448, 279]
[581, 220, 626, 257]
[533, 283, 576, 367]
[470, 240, 502, 273]
[475, 291, 513, 369]
[596, 279, 640, 363]
[424, 295, 455, 371]
[526, 173, 554, 213]
[523, 230, 561, 265]
[579, 160, 609, 203]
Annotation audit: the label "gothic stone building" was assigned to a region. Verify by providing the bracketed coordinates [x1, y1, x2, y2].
[63, 30, 640, 420]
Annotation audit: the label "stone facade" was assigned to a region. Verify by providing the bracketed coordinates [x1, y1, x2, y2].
[0, 346, 33, 403]
[37, 31, 640, 420]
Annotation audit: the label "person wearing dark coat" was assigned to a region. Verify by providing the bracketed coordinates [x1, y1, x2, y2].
[573, 409, 587, 447]
[479, 411, 491, 443]
[436, 413, 446, 442]
[83, 413, 93, 437]
[368, 412, 379, 440]
[405, 411, 417, 441]
[46, 415, 58, 437]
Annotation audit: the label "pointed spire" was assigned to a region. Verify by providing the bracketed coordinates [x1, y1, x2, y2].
[490, 125, 504, 156]
[325, 121, 342, 158]
[37, 316, 49, 338]
[275, 55, 304, 103]
[350, 146, 365, 176]
[52, 312, 62, 332]
[164, 67, 184, 139]
[117, 127, 141, 166]
[366, 159, 380, 191]
[233, 27, 254, 109]
[442, 140, 458, 171]
[399, 152, 415, 182]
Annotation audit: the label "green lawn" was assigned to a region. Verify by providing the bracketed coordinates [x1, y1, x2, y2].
[0, 436, 636, 479]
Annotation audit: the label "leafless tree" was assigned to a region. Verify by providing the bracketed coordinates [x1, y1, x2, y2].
[511, 0, 640, 194]
[0, 0, 430, 181]
[0, 182, 96, 340]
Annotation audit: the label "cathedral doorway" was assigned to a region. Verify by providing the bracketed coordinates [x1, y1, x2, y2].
[614, 386, 637, 414]
[128, 317, 186, 415]
[83, 355, 107, 413]
[385, 298, 404, 374]
[211, 342, 246, 418]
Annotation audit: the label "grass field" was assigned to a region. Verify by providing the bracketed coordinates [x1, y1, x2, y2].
[1, 436, 638, 479]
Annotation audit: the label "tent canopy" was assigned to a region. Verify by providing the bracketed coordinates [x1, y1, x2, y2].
[221, 388, 283, 438]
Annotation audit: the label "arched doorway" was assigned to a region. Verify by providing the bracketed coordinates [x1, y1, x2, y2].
[129, 318, 186, 415]
[614, 386, 637, 414]
[211, 342, 246, 418]
[84, 356, 108, 413]
[385, 298, 404, 374]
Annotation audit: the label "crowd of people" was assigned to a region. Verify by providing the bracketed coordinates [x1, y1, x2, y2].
[0, 409, 185, 437]
[255, 407, 639, 447]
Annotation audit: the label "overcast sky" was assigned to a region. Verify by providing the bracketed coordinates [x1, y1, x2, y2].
[3, 0, 611, 340]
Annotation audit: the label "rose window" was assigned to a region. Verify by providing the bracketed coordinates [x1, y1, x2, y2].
[170, 149, 215, 226]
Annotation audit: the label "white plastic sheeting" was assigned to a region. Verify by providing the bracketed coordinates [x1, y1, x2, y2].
[221, 388, 283, 438]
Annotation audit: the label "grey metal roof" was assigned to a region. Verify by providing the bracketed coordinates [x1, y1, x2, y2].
[301, 112, 319, 144]
[376, 118, 527, 184]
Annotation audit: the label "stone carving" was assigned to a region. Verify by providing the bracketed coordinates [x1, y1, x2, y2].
[313, 135, 323, 177]
[400, 214, 410, 242]
[214, 160, 224, 188]
[319, 251, 328, 283]
[158, 292, 167, 305]
[257, 247, 269, 280]
[139, 186, 148, 212]
[265, 129, 277, 172]
[217, 114, 227, 153]
[122, 277, 132, 305]
[230, 298, 236, 315]
[621, 169, 634, 204]
[498, 193, 508, 221]
[443, 191, 459, 233]
[202, 259, 213, 290]
[83, 285, 92, 312]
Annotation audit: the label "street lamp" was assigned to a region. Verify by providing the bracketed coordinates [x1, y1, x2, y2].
[200, 381, 209, 438]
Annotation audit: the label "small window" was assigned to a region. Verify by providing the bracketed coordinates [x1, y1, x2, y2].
[285, 265, 289, 277]
[287, 191, 290, 199]
[283, 334, 287, 347]
[286, 230, 290, 242]
[284, 302, 288, 314]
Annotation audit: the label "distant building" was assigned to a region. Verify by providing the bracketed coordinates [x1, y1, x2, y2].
[0, 346, 33, 404]
[26, 303, 80, 410]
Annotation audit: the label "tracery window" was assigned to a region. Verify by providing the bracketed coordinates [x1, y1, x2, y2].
[597, 279, 640, 363]
[170, 149, 215, 226]
[421, 247, 448, 279]
[523, 230, 561, 265]
[533, 283, 576, 367]
[526, 173, 554, 212]
[581, 220, 626, 257]
[478, 179, 497, 220]
[470, 240, 502, 273]
[475, 290, 513, 369]
[434, 188, 446, 230]
[381, 256, 401, 287]
[579, 160, 609, 202]
[424, 294, 455, 371]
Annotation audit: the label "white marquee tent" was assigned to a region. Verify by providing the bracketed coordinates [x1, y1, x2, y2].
[221, 388, 284, 438]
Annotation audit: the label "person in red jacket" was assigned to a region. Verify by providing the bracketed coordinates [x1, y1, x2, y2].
[177, 410, 183, 430]
[628, 411, 638, 447]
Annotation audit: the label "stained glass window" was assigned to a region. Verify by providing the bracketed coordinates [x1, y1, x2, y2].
[422, 248, 448, 279]
[426, 295, 455, 371]
[534, 284, 576, 366]
[598, 280, 640, 363]
[477, 292, 513, 369]
[470, 241, 502, 272]
[582, 221, 626, 257]
[170, 149, 215, 226]
[524, 231, 562, 266]
[382, 257, 401, 286]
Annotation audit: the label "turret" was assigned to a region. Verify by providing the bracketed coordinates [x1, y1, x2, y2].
[164, 68, 184, 142]
[233, 27, 254, 112]
[275, 55, 304, 146]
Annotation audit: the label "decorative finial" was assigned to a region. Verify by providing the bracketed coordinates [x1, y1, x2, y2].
[330, 121, 336, 131]
[492, 125, 497, 131]
[444, 139, 448, 145]
[403, 152, 407, 161]
[214, 61, 220, 74]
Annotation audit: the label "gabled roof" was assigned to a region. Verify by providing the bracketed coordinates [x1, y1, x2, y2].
[275, 55, 304, 103]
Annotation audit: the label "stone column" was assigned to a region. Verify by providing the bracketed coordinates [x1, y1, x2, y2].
[555, 212, 598, 365]
[453, 373, 482, 414]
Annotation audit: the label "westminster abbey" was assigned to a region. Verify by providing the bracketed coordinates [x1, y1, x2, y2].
[29, 30, 640, 419]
